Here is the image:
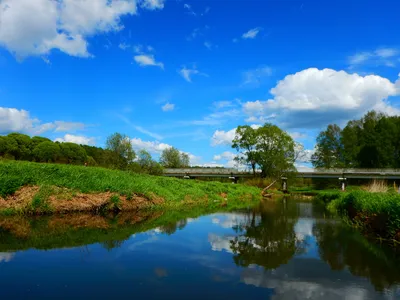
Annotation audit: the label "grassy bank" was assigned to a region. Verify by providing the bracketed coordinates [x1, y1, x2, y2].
[327, 191, 400, 243]
[0, 160, 262, 215]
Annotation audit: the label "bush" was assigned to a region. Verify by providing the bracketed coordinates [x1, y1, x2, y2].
[315, 191, 342, 204]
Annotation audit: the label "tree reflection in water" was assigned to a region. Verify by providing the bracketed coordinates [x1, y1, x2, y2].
[230, 199, 307, 270]
[313, 221, 400, 291]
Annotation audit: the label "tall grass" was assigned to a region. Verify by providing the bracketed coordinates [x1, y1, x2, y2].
[0, 160, 261, 213]
[329, 191, 400, 242]
[363, 180, 389, 193]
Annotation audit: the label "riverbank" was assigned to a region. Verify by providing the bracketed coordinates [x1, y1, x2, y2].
[0, 160, 262, 215]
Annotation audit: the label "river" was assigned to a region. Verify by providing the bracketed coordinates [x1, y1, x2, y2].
[0, 199, 399, 299]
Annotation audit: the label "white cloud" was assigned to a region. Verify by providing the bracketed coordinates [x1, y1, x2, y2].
[242, 66, 273, 86]
[179, 66, 207, 82]
[0, 252, 14, 263]
[118, 43, 130, 50]
[211, 125, 260, 147]
[134, 54, 164, 69]
[243, 68, 400, 128]
[349, 47, 400, 68]
[131, 138, 172, 154]
[289, 132, 307, 140]
[213, 151, 236, 161]
[141, 0, 165, 10]
[0, 0, 152, 59]
[55, 134, 95, 145]
[53, 121, 85, 132]
[242, 27, 262, 39]
[0, 107, 86, 135]
[162, 102, 175, 112]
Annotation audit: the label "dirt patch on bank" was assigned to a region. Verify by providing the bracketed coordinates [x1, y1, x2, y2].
[0, 186, 40, 211]
[0, 185, 164, 214]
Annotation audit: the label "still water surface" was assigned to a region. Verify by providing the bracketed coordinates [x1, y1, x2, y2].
[0, 200, 400, 299]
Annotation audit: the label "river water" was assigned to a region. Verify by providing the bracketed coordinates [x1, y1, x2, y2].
[0, 199, 399, 299]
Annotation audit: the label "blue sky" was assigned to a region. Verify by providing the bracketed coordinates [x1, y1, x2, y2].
[1, 0, 400, 169]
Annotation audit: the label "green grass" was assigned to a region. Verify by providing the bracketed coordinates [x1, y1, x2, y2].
[328, 191, 400, 242]
[0, 160, 262, 214]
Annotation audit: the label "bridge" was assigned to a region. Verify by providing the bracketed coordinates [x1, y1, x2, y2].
[164, 168, 400, 180]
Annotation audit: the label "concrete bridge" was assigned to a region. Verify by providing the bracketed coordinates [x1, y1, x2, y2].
[164, 168, 400, 180]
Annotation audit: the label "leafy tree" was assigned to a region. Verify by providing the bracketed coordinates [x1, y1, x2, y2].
[232, 125, 259, 176]
[0, 136, 18, 158]
[137, 150, 153, 170]
[105, 133, 136, 169]
[7, 133, 32, 160]
[256, 124, 296, 178]
[312, 124, 344, 168]
[59, 142, 87, 164]
[160, 147, 190, 168]
[33, 141, 61, 162]
[232, 123, 296, 178]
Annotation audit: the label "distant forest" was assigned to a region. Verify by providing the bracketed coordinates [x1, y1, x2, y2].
[0, 132, 189, 175]
[312, 111, 400, 169]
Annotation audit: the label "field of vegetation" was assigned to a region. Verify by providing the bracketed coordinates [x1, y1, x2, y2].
[0, 160, 262, 215]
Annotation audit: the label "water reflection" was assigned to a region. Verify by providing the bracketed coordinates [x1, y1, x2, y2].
[0, 200, 399, 299]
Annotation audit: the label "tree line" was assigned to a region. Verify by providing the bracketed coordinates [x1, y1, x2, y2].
[312, 111, 400, 169]
[0, 132, 190, 175]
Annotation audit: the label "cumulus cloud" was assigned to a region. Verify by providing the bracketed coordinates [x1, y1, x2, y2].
[0, 0, 159, 59]
[0, 107, 86, 135]
[242, 27, 262, 39]
[211, 125, 260, 147]
[242, 68, 400, 128]
[134, 54, 164, 69]
[55, 134, 95, 145]
[131, 138, 172, 154]
[161, 102, 175, 112]
[213, 151, 236, 161]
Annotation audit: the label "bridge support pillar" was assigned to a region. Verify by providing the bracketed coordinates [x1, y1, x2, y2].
[339, 177, 347, 191]
[281, 177, 288, 193]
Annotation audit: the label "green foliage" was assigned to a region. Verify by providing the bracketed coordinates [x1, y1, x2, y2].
[0, 132, 162, 176]
[312, 124, 344, 168]
[33, 141, 61, 162]
[232, 123, 296, 178]
[314, 191, 342, 204]
[160, 147, 190, 168]
[329, 191, 400, 241]
[313, 111, 400, 168]
[0, 175, 32, 198]
[105, 132, 136, 169]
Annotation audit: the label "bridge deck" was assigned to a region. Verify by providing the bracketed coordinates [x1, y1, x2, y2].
[164, 168, 400, 179]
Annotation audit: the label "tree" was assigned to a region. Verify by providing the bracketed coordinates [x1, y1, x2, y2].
[255, 124, 296, 178]
[137, 150, 153, 170]
[105, 133, 136, 169]
[33, 141, 61, 162]
[7, 133, 32, 160]
[160, 147, 190, 168]
[312, 124, 344, 168]
[59, 142, 87, 164]
[232, 125, 259, 176]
